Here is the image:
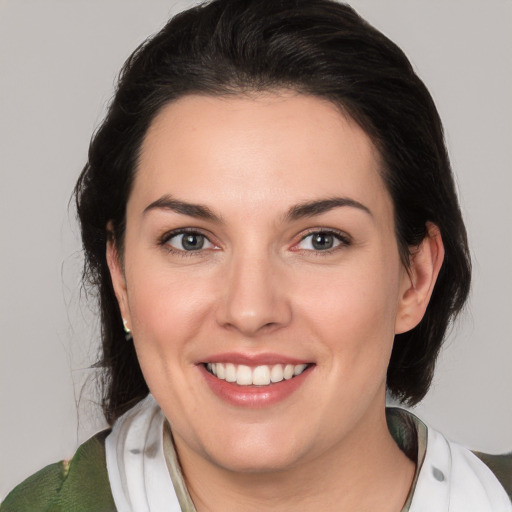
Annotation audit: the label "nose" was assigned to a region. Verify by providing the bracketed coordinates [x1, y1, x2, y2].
[215, 251, 292, 337]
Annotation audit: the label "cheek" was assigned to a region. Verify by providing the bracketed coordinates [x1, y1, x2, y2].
[124, 265, 217, 416]
[124, 262, 217, 361]
[294, 256, 402, 368]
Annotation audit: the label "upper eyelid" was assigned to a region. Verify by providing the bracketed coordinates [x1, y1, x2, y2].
[290, 229, 352, 253]
[160, 229, 218, 256]
[159, 227, 214, 244]
[297, 228, 351, 242]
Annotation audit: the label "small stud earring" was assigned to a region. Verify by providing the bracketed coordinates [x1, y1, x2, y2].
[123, 318, 132, 341]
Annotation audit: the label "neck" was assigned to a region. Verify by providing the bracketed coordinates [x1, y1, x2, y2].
[172, 400, 415, 512]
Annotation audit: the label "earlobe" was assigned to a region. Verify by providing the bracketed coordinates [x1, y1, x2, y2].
[395, 223, 445, 334]
[106, 229, 131, 328]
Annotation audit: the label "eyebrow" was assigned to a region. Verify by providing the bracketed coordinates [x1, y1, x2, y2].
[143, 195, 222, 223]
[285, 197, 372, 220]
[143, 195, 372, 223]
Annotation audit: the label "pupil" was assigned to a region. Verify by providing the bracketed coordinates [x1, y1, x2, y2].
[182, 234, 204, 250]
[312, 233, 333, 250]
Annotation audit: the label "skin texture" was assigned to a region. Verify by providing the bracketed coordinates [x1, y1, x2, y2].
[107, 92, 444, 511]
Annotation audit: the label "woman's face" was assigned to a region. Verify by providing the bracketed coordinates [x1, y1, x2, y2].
[109, 92, 418, 473]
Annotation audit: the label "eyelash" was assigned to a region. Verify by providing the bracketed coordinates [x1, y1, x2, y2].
[293, 229, 352, 255]
[158, 228, 352, 257]
[159, 228, 216, 257]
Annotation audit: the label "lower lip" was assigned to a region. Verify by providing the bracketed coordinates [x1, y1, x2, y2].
[200, 364, 314, 408]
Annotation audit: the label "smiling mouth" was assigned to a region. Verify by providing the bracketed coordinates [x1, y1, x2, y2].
[204, 362, 311, 386]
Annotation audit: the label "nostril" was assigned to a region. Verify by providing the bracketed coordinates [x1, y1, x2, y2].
[214, 261, 292, 334]
[216, 297, 292, 336]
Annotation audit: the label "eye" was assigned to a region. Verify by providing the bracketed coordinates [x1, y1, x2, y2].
[165, 231, 215, 252]
[296, 230, 350, 251]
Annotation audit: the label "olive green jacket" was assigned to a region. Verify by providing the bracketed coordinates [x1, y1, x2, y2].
[1, 431, 116, 512]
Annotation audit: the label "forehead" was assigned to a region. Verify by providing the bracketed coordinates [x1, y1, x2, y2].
[133, 92, 391, 220]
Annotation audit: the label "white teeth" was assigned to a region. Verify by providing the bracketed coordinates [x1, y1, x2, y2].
[205, 362, 309, 386]
[252, 365, 271, 386]
[236, 365, 253, 385]
[294, 364, 308, 376]
[216, 363, 226, 379]
[283, 364, 294, 380]
[225, 363, 237, 382]
[270, 364, 284, 383]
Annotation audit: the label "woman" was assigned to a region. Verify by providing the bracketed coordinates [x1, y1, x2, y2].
[2, 0, 510, 510]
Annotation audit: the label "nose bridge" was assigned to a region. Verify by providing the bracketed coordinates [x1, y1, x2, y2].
[216, 242, 291, 335]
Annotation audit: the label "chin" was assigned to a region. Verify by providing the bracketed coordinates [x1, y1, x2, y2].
[199, 425, 310, 474]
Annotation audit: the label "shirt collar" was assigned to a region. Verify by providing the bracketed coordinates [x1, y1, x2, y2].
[106, 395, 511, 512]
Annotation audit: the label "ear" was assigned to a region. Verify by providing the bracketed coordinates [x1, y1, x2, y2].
[395, 222, 445, 334]
[106, 225, 131, 331]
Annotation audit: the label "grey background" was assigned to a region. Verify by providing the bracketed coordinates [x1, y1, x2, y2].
[1, 0, 511, 500]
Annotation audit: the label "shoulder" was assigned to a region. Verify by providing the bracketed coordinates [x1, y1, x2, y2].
[1, 430, 117, 512]
[387, 407, 512, 508]
[428, 428, 512, 508]
[473, 451, 512, 501]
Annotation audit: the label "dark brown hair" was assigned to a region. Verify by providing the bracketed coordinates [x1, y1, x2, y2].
[75, 0, 471, 424]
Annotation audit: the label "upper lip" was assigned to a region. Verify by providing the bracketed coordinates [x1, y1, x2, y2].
[200, 352, 312, 366]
